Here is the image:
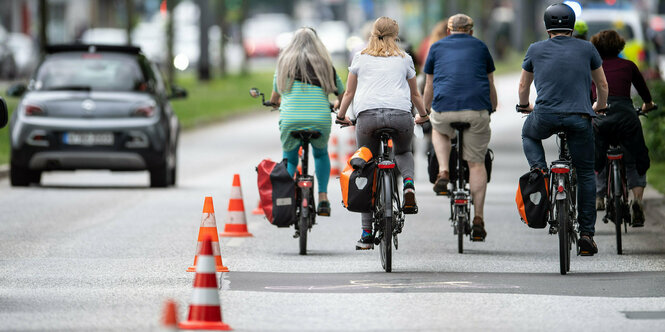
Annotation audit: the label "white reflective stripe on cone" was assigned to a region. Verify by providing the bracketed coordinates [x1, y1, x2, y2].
[201, 213, 217, 227]
[196, 256, 217, 273]
[195, 242, 222, 256]
[226, 211, 245, 223]
[190, 288, 221, 305]
[230, 186, 243, 199]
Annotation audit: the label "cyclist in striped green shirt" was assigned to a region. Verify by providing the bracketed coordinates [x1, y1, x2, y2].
[269, 27, 345, 216]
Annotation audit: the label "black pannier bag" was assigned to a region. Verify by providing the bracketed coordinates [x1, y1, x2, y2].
[427, 140, 494, 183]
[515, 169, 550, 229]
[256, 158, 296, 227]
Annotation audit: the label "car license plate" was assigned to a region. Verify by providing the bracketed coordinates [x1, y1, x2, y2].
[63, 132, 114, 146]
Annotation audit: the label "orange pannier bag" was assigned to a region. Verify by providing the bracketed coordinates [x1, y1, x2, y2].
[339, 147, 377, 212]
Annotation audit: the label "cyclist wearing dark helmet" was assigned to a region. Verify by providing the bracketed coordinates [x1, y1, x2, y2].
[517, 3, 609, 256]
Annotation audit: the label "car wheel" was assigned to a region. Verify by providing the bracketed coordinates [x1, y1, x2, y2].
[150, 163, 171, 188]
[10, 164, 41, 187]
[169, 154, 177, 186]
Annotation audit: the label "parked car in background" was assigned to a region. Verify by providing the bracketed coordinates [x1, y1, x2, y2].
[316, 20, 350, 56]
[7, 44, 186, 187]
[0, 96, 8, 128]
[80, 28, 128, 45]
[0, 25, 18, 79]
[243, 14, 294, 57]
[7, 32, 38, 77]
[579, 6, 654, 75]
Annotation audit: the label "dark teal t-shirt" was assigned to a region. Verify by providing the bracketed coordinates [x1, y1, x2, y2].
[522, 36, 602, 116]
[424, 33, 495, 112]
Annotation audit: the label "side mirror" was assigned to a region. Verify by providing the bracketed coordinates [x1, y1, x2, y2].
[169, 85, 188, 99]
[249, 87, 261, 98]
[7, 83, 27, 97]
[0, 97, 7, 129]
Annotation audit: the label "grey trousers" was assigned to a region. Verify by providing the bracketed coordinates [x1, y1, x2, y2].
[355, 108, 414, 229]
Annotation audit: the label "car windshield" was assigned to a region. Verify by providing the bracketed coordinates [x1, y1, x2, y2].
[34, 53, 146, 92]
[587, 21, 635, 40]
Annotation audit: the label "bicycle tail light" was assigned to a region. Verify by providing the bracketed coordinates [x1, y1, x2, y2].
[387, 139, 393, 148]
[297, 180, 313, 188]
[551, 164, 570, 173]
[378, 161, 395, 169]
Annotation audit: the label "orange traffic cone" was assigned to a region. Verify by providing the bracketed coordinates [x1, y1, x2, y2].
[251, 200, 264, 215]
[221, 174, 253, 237]
[188, 197, 229, 272]
[179, 236, 232, 331]
[329, 134, 341, 176]
[162, 299, 178, 331]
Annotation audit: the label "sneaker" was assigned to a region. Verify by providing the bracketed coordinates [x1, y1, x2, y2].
[578, 233, 598, 256]
[403, 179, 418, 214]
[631, 199, 645, 227]
[596, 196, 606, 211]
[317, 200, 331, 217]
[470, 216, 487, 241]
[433, 170, 450, 195]
[356, 229, 374, 250]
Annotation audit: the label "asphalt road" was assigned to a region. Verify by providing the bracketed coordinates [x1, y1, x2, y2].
[0, 74, 664, 331]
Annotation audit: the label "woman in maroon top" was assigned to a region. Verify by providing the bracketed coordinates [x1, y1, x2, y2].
[590, 30, 656, 227]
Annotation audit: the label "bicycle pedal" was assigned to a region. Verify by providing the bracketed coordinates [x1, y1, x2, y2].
[355, 245, 374, 250]
[471, 237, 485, 242]
[579, 250, 594, 256]
[435, 191, 449, 196]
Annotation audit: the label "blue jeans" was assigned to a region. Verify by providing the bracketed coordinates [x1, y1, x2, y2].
[522, 112, 596, 235]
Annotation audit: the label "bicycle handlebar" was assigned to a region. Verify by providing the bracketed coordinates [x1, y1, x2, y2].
[636, 103, 658, 116]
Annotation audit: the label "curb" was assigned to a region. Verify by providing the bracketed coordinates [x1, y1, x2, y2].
[0, 164, 7, 179]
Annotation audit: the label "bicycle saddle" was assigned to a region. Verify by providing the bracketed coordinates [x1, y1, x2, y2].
[372, 128, 397, 139]
[450, 122, 471, 130]
[290, 130, 321, 140]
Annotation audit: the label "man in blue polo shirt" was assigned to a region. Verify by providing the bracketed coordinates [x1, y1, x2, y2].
[423, 13, 497, 241]
[517, 3, 608, 256]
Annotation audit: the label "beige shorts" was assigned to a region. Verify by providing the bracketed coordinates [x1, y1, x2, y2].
[431, 109, 491, 163]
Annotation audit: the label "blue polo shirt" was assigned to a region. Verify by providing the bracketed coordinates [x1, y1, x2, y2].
[424, 33, 495, 112]
[522, 36, 602, 116]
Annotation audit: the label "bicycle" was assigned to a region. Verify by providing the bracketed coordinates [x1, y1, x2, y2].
[517, 106, 581, 275]
[434, 122, 476, 254]
[250, 87, 331, 255]
[600, 104, 657, 255]
[335, 117, 406, 272]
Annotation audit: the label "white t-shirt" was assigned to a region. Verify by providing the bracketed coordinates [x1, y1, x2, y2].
[348, 52, 416, 115]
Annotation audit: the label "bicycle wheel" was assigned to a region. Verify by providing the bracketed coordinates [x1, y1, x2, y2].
[456, 206, 466, 254]
[556, 198, 569, 275]
[298, 190, 309, 255]
[610, 165, 623, 255]
[379, 172, 393, 272]
[613, 194, 623, 255]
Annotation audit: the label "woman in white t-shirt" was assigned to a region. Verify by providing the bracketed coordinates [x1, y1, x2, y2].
[336, 17, 429, 250]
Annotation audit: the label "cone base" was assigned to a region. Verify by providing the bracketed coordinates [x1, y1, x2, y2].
[220, 231, 253, 237]
[187, 265, 229, 272]
[178, 320, 232, 330]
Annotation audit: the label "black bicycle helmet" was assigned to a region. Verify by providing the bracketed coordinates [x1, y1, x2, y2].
[544, 3, 575, 32]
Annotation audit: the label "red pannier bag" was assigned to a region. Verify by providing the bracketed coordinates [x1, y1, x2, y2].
[256, 159, 296, 227]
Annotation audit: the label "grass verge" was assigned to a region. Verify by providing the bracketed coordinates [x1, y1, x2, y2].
[647, 162, 665, 194]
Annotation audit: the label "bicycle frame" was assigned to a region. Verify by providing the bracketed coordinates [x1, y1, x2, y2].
[371, 131, 404, 272]
[604, 144, 628, 254]
[548, 132, 579, 275]
[448, 128, 472, 253]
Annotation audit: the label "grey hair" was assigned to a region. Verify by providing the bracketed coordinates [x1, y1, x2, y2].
[276, 28, 336, 95]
